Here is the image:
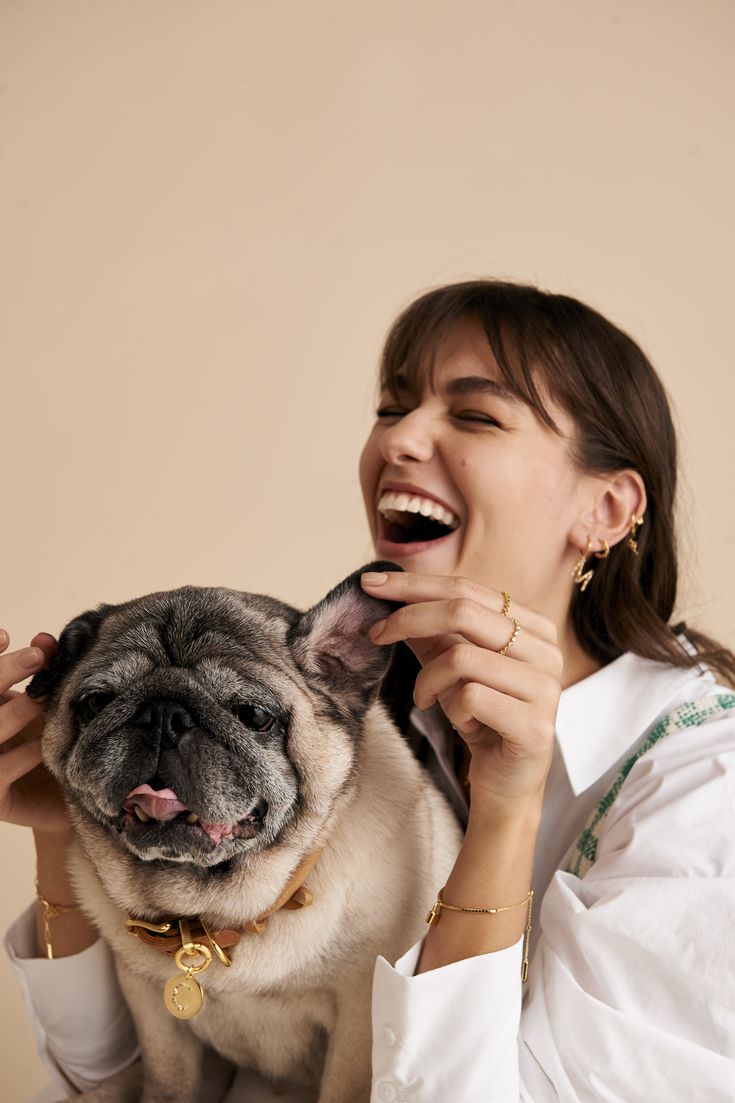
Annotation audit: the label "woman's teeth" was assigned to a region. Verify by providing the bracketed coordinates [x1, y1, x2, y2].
[377, 491, 459, 529]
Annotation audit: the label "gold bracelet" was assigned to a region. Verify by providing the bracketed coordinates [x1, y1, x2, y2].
[35, 878, 77, 960]
[426, 888, 534, 982]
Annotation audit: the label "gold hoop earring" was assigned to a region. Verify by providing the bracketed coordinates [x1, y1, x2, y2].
[627, 514, 644, 555]
[571, 537, 595, 592]
[594, 539, 610, 560]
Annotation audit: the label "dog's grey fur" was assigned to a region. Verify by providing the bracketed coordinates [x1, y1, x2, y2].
[28, 563, 463, 1103]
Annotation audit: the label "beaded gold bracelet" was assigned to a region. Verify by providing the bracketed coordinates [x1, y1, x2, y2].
[426, 888, 534, 982]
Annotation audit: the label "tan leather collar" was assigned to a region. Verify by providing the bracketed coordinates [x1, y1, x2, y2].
[126, 848, 322, 957]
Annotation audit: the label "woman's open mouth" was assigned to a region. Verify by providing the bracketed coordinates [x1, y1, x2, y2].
[376, 490, 460, 555]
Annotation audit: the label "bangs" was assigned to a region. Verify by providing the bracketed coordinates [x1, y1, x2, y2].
[378, 282, 569, 435]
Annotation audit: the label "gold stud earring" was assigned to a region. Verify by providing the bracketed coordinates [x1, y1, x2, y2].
[627, 514, 644, 555]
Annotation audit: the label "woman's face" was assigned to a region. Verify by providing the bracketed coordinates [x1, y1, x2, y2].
[358, 317, 591, 618]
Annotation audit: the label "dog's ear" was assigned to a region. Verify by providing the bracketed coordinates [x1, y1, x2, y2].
[288, 561, 404, 710]
[26, 605, 113, 703]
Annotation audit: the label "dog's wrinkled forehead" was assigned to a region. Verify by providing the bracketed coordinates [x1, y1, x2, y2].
[103, 587, 297, 672]
[39, 586, 301, 707]
[27, 563, 403, 717]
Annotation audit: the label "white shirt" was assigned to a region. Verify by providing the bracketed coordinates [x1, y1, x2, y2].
[6, 644, 735, 1102]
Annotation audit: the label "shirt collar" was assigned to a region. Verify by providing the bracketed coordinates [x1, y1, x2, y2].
[556, 635, 716, 796]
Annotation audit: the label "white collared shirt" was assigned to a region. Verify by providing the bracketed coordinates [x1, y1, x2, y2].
[6, 646, 735, 1102]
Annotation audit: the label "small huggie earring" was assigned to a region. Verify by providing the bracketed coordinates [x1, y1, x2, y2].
[594, 539, 610, 560]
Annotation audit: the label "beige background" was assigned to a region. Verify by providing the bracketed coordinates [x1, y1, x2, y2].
[2, 0, 734, 1097]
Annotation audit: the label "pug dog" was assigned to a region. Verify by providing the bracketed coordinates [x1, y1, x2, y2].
[27, 562, 463, 1103]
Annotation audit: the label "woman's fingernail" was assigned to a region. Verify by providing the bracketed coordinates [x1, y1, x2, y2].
[369, 618, 387, 639]
[361, 572, 388, 586]
[0, 629, 8, 647]
[19, 647, 43, 669]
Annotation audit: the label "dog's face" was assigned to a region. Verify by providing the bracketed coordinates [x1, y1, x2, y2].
[27, 563, 401, 870]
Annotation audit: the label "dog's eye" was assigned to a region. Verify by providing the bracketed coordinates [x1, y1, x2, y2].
[236, 703, 275, 732]
[76, 692, 116, 722]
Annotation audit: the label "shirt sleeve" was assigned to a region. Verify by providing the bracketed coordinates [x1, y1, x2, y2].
[371, 936, 524, 1102]
[371, 711, 735, 1102]
[3, 902, 140, 1096]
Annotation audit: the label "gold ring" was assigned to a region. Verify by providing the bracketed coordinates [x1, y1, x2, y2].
[501, 590, 512, 617]
[498, 617, 521, 656]
[174, 942, 212, 975]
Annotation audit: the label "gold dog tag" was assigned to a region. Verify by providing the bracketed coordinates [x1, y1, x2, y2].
[164, 972, 204, 1019]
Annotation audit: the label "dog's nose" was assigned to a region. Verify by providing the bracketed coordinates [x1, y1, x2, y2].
[133, 698, 196, 748]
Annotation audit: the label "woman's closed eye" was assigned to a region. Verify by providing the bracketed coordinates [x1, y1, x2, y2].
[452, 411, 503, 428]
[375, 406, 503, 428]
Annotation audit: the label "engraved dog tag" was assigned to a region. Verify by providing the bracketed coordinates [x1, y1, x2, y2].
[164, 973, 204, 1020]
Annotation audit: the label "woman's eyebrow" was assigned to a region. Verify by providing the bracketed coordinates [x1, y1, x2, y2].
[444, 375, 520, 404]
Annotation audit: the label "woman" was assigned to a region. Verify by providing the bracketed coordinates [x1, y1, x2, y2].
[3, 280, 735, 1101]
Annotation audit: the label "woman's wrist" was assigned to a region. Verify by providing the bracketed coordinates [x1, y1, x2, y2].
[32, 827, 98, 957]
[416, 795, 542, 974]
[33, 827, 77, 904]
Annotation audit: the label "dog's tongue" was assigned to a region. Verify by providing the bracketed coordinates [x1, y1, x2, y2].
[123, 783, 188, 822]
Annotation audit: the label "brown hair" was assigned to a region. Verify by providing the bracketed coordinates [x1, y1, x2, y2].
[376, 280, 735, 728]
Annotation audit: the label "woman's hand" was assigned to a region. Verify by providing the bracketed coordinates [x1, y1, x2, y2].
[361, 571, 563, 811]
[0, 629, 71, 834]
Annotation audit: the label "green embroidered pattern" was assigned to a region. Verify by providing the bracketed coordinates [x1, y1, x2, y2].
[565, 692, 735, 879]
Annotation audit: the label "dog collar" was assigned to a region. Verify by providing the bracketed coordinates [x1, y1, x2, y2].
[126, 847, 322, 954]
[126, 848, 322, 1019]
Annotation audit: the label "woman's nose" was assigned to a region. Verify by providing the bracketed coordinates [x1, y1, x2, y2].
[379, 408, 435, 465]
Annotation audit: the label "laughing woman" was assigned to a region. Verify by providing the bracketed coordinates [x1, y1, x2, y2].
[3, 281, 735, 1101]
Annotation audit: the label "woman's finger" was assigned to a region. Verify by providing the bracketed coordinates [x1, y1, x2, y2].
[413, 642, 562, 710]
[0, 736, 44, 790]
[439, 680, 555, 753]
[0, 690, 45, 746]
[361, 570, 558, 644]
[370, 598, 563, 676]
[0, 631, 56, 697]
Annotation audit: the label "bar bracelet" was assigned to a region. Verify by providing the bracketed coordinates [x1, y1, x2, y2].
[426, 888, 534, 982]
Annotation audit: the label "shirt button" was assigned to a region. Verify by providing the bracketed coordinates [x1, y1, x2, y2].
[383, 1026, 398, 1047]
[377, 1082, 397, 1102]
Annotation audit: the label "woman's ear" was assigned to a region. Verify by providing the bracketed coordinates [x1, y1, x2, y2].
[571, 469, 647, 553]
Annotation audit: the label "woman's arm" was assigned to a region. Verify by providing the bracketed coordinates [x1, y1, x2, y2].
[0, 629, 139, 1094]
[361, 571, 561, 971]
[33, 828, 97, 958]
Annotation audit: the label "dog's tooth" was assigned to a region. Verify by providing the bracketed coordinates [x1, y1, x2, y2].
[134, 805, 150, 822]
[186, 812, 199, 824]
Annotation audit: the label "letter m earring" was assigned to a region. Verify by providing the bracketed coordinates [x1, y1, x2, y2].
[571, 536, 610, 592]
[571, 537, 595, 592]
